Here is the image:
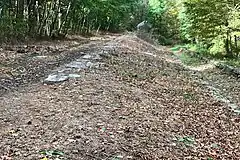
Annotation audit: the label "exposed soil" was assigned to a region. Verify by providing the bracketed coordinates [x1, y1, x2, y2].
[0, 34, 239, 160]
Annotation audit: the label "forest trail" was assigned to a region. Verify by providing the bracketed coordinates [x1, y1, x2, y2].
[0, 34, 239, 160]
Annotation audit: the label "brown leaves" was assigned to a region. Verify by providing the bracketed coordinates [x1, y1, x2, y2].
[0, 155, 12, 160]
[0, 34, 239, 159]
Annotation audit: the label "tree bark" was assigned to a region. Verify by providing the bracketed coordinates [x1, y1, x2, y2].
[27, 0, 37, 35]
[17, 0, 24, 20]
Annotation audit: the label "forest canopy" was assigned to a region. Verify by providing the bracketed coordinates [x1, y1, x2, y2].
[0, 0, 240, 57]
[0, 0, 144, 38]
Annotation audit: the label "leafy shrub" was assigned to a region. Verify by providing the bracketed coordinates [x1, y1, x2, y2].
[0, 17, 28, 42]
[158, 35, 173, 45]
[224, 59, 240, 67]
[178, 52, 206, 66]
[209, 36, 225, 55]
[171, 44, 209, 66]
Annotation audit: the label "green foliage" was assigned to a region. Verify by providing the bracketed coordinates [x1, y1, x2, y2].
[0, 17, 28, 42]
[1, 0, 240, 60]
[190, 44, 209, 55]
[171, 44, 188, 52]
[0, 0, 142, 41]
[177, 136, 195, 147]
[153, 0, 240, 57]
[183, 92, 196, 101]
[148, 0, 182, 44]
[40, 150, 65, 156]
[180, 0, 240, 57]
[171, 43, 209, 66]
[177, 52, 205, 66]
[172, 43, 208, 55]
[183, 0, 227, 40]
[209, 36, 226, 55]
[224, 59, 240, 67]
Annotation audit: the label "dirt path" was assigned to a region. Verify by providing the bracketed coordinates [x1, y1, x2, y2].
[0, 34, 239, 160]
[0, 35, 116, 95]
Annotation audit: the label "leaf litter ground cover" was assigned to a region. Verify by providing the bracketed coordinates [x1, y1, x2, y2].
[0, 34, 239, 159]
[0, 35, 115, 95]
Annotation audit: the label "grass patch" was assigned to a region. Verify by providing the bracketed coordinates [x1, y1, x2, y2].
[171, 44, 240, 68]
[223, 59, 240, 68]
[175, 52, 208, 66]
[39, 150, 64, 157]
[171, 44, 188, 52]
[177, 136, 196, 147]
[183, 92, 196, 101]
[171, 44, 215, 66]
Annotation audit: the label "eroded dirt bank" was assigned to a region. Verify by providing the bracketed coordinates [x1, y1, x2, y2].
[0, 34, 239, 160]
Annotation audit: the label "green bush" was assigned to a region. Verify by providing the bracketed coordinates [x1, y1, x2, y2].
[171, 43, 209, 66]
[171, 44, 188, 51]
[178, 52, 206, 66]
[209, 36, 225, 55]
[0, 17, 28, 42]
[224, 59, 240, 67]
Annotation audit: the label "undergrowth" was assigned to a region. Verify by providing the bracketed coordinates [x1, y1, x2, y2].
[171, 44, 240, 67]
[171, 44, 208, 66]
[223, 59, 240, 67]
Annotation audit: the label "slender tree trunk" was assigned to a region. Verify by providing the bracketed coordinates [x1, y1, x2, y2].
[225, 32, 230, 55]
[225, 30, 233, 58]
[234, 35, 239, 57]
[27, 0, 37, 35]
[49, 0, 59, 36]
[58, 1, 72, 34]
[17, 0, 24, 20]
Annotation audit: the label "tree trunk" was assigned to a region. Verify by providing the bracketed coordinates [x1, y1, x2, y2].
[234, 35, 239, 57]
[225, 30, 233, 58]
[17, 0, 24, 20]
[27, 0, 37, 35]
